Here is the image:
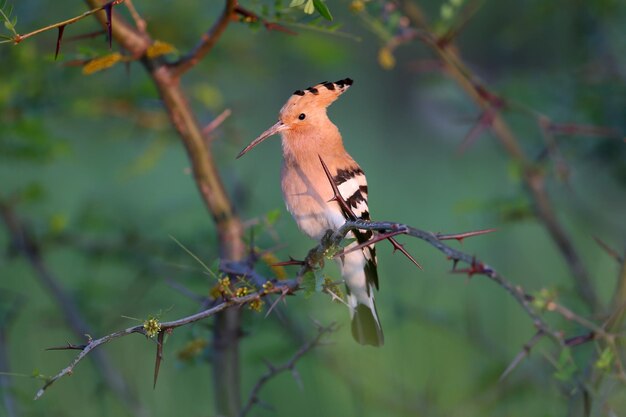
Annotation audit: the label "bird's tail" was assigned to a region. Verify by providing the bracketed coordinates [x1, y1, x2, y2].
[341, 246, 384, 347]
[350, 298, 384, 347]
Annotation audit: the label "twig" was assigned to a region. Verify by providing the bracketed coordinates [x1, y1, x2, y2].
[203, 108, 232, 143]
[593, 236, 624, 265]
[234, 5, 297, 36]
[11, 0, 125, 44]
[169, 0, 237, 78]
[0, 202, 147, 416]
[34, 280, 298, 399]
[34, 326, 144, 400]
[239, 323, 337, 417]
[124, 0, 146, 33]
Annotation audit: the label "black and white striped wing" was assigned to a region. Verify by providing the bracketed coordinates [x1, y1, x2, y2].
[334, 167, 379, 291]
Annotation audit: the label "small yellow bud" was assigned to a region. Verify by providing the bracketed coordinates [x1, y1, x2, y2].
[262, 281, 274, 291]
[218, 277, 232, 295]
[177, 338, 208, 361]
[235, 286, 249, 298]
[248, 298, 265, 312]
[349, 0, 365, 13]
[378, 47, 396, 70]
[209, 285, 222, 299]
[323, 277, 344, 302]
[143, 318, 161, 338]
[146, 40, 177, 59]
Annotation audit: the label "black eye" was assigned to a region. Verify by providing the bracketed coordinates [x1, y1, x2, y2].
[298, 113, 306, 120]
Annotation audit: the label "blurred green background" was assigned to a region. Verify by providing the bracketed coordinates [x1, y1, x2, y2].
[1, 1, 625, 416]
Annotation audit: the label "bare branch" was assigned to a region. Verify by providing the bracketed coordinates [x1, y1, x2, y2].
[169, 0, 237, 78]
[34, 326, 144, 400]
[239, 323, 337, 417]
[400, 0, 601, 312]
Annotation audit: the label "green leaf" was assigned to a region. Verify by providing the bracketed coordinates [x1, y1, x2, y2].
[289, 0, 306, 7]
[265, 208, 281, 225]
[595, 347, 614, 371]
[553, 348, 577, 382]
[301, 271, 316, 297]
[313, 0, 333, 20]
[303, 0, 315, 14]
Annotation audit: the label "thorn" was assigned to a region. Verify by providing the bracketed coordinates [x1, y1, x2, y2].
[457, 107, 497, 154]
[153, 331, 164, 389]
[436, 228, 497, 241]
[593, 236, 623, 264]
[45, 342, 87, 351]
[388, 237, 423, 270]
[55, 25, 66, 60]
[202, 109, 232, 139]
[291, 367, 304, 391]
[264, 287, 288, 318]
[104, 1, 113, 49]
[474, 84, 505, 108]
[451, 258, 459, 270]
[450, 256, 485, 277]
[499, 331, 544, 381]
[272, 256, 306, 267]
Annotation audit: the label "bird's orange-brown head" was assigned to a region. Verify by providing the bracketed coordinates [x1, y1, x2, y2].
[236, 78, 352, 158]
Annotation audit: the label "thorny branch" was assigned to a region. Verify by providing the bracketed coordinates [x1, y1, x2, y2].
[239, 323, 337, 417]
[399, 0, 602, 312]
[6, 0, 125, 45]
[33, 211, 616, 399]
[33, 279, 299, 400]
[0, 201, 147, 416]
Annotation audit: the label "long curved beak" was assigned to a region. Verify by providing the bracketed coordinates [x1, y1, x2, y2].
[236, 121, 286, 159]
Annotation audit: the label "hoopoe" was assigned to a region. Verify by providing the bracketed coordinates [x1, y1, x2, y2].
[237, 78, 383, 346]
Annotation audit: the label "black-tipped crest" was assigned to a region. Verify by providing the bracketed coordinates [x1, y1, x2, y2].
[292, 78, 353, 97]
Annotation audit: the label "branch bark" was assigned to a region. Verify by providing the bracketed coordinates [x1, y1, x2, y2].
[82, 2, 245, 415]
